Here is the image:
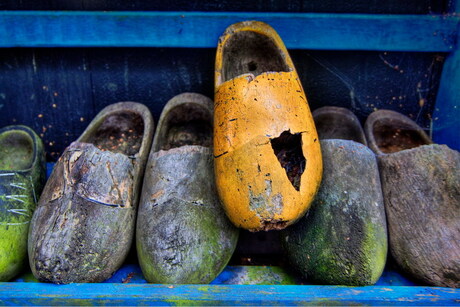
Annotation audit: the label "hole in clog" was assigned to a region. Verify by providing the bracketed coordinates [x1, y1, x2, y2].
[247, 61, 258, 71]
[87, 111, 144, 156]
[162, 103, 212, 150]
[222, 31, 290, 82]
[373, 122, 429, 153]
[260, 219, 288, 231]
[270, 131, 305, 191]
[0, 131, 33, 170]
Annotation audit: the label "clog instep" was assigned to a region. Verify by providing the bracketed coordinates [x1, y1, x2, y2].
[214, 21, 322, 231]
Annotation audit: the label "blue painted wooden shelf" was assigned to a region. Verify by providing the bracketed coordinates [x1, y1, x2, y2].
[1, 9, 459, 306]
[0, 11, 458, 51]
[2, 264, 459, 305]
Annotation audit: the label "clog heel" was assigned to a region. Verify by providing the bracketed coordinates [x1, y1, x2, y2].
[0, 125, 45, 281]
[28, 102, 154, 284]
[214, 21, 322, 231]
[365, 109, 460, 288]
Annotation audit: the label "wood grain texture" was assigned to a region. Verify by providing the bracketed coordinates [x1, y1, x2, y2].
[28, 143, 138, 284]
[0, 11, 457, 51]
[379, 144, 460, 288]
[282, 140, 387, 286]
[137, 146, 238, 284]
[0, 281, 459, 305]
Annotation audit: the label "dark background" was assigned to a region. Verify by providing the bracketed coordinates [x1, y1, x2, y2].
[0, 0, 449, 161]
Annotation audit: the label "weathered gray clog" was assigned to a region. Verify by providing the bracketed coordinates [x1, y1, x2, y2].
[365, 109, 460, 288]
[0, 125, 46, 281]
[136, 93, 239, 284]
[28, 102, 154, 284]
[281, 107, 387, 286]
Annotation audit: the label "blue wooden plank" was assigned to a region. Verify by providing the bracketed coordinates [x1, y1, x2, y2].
[432, 21, 460, 150]
[0, 11, 458, 51]
[11, 262, 419, 287]
[0, 282, 458, 305]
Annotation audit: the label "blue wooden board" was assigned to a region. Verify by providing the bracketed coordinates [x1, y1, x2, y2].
[5, 264, 460, 305]
[0, 11, 458, 51]
[0, 280, 459, 305]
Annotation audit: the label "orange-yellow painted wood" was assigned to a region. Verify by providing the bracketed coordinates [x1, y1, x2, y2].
[214, 21, 322, 231]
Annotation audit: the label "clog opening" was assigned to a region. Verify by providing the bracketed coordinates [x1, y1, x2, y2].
[0, 130, 34, 170]
[314, 113, 366, 145]
[222, 31, 290, 82]
[161, 103, 212, 150]
[85, 111, 144, 156]
[270, 131, 305, 191]
[373, 122, 430, 153]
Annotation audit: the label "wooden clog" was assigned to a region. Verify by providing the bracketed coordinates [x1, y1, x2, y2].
[313, 106, 367, 145]
[365, 109, 460, 288]
[28, 102, 154, 284]
[282, 107, 387, 285]
[136, 93, 238, 284]
[214, 21, 322, 231]
[0, 125, 45, 281]
[364, 109, 432, 155]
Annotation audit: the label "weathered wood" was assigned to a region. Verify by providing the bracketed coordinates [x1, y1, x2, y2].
[28, 102, 154, 284]
[313, 106, 367, 145]
[137, 93, 238, 284]
[137, 146, 239, 284]
[378, 144, 460, 288]
[1, 282, 459, 305]
[0, 126, 45, 281]
[28, 142, 137, 284]
[364, 109, 432, 155]
[214, 21, 322, 231]
[282, 140, 387, 285]
[0, 12, 457, 51]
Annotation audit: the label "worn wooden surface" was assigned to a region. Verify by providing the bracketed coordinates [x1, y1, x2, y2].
[0, 12, 457, 51]
[29, 143, 138, 284]
[137, 146, 238, 284]
[282, 140, 387, 286]
[1, 281, 459, 305]
[379, 145, 460, 288]
[0, 126, 46, 281]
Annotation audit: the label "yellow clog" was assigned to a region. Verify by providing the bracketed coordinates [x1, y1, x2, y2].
[214, 21, 323, 231]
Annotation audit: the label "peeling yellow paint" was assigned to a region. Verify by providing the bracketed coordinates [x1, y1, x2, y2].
[214, 21, 322, 231]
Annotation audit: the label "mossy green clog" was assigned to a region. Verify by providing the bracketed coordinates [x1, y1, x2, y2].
[281, 107, 387, 286]
[0, 125, 45, 281]
[137, 93, 239, 284]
